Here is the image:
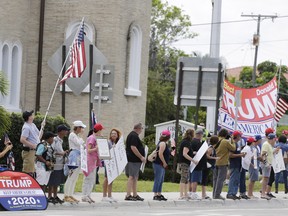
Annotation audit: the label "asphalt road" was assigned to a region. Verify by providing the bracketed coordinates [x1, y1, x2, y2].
[3, 206, 288, 216]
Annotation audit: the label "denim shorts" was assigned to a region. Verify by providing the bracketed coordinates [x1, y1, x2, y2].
[249, 166, 259, 181]
[260, 163, 271, 178]
[190, 170, 202, 183]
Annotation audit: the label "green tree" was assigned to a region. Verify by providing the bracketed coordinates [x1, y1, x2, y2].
[239, 66, 253, 88]
[257, 61, 277, 74]
[146, 0, 197, 130]
[0, 71, 11, 137]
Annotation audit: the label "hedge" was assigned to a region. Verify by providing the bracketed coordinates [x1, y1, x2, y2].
[0, 112, 69, 171]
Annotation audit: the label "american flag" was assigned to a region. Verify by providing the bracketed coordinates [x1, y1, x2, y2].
[274, 98, 288, 122]
[59, 20, 86, 84]
[91, 109, 97, 126]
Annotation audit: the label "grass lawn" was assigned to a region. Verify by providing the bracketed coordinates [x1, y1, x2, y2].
[74, 173, 286, 193]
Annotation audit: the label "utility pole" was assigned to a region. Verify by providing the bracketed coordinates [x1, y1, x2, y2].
[241, 14, 277, 87]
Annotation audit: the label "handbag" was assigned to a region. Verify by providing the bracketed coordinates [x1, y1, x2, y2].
[148, 149, 158, 162]
[148, 142, 160, 162]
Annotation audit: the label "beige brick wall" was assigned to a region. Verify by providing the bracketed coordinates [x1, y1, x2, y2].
[0, 0, 151, 138]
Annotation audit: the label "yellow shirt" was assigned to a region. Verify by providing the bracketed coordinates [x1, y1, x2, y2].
[261, 141, 273, 164]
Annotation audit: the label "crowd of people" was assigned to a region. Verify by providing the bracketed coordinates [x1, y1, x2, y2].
[177, 126, 288, 201]
[1, 110, 288, 204]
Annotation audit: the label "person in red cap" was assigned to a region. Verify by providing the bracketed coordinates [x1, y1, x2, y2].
[239, 137, 256, 199]
[152, 129, 171, 201]
[81, 123, 104, 203]
[247, 135, 262, 198]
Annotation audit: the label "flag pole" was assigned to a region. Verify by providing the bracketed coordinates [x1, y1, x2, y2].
[39, 17, 85, 138]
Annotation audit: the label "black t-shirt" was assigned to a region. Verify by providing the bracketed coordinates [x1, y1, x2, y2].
[191, 138, 207, 170]
[178, 139, 193, 165]
[126, 131, 144, 162]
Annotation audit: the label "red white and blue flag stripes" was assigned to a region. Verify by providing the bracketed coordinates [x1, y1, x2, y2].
[59, 20, 86, 84]
[274, 98, 288, 122]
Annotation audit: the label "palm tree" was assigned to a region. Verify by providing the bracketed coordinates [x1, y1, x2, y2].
[0, 71, 11, 137]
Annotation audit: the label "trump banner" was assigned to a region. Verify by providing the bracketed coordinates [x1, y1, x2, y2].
[218, 77, 277, 137]
[0, 171, 47, 211]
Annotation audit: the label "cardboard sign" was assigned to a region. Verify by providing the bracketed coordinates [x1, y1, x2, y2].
[97, 138, 111, 159]
[104, 136, 128, 184]
[0, 171, 47, 211]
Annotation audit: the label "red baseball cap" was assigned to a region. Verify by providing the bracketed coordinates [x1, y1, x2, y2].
[94, 123, 104, 131]
[247, 137, 256, 143]
[265, 128, 274, 135]
[232, 130, 242, 137]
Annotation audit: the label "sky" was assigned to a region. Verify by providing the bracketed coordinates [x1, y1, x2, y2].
[166, 0, 288, 69]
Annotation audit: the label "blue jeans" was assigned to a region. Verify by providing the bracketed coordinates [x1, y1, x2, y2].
[275, 170, 288, 189]
[227, 168, 240, 196]
[152, 163, 165, 193]
[239, 168, 247, 194]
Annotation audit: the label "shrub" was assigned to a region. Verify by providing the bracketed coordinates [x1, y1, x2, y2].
[0, 112, 69, 171]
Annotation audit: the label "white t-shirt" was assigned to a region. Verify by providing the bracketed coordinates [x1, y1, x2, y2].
[241, 145, 253, 170]
[52, 136, 64, 170]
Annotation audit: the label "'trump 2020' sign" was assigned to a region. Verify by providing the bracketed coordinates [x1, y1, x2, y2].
[218, 77, 277, 137]
[0, 171, 47, 211]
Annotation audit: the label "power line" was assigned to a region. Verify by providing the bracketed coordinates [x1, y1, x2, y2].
[241, 13, 278, 87]
[190, 15, 288, 27]
[172, 38, 288, 46]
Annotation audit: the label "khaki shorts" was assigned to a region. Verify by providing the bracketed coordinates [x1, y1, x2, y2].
[22, 150, 36, 173]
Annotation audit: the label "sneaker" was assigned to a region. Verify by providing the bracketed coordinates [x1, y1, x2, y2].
[153, 195, 161, 201]
[69, 196, 79, 203]
[178, 196, 188, 200]
[267, 193, 276, 198]
[202, 196, 211, 200]
[82, 196, 92, 203]
[190, 193, 201, 200]
[54, 196, 64, 204]
[261, 195, 271, 200]
[102, 197, 112, 202]
[124, 195, 137, 201]
[133, 195, 144, 201]
[63, 196, 75, 203]
[87, 196, 95, 203]
[226, 194, 238, 200]
[248, 195, 259, 199]
[214, 195, 225, 200]
[47, 197, 56, 204]
[159, 195, 167, 201]
[240, 194, 250, 200]
[108, 197, 117, 202]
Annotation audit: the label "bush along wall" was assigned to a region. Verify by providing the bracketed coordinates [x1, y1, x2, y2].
[0, 112, 69, 171]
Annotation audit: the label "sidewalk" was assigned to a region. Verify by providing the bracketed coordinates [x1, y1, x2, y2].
[48, 191, 288, 209]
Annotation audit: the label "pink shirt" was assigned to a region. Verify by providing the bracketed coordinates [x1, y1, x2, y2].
[83, 134, 101, 177]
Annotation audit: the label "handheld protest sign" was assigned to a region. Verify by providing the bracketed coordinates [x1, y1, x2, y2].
[0, 171, 48, 211]
[97, 138, 111, 159]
